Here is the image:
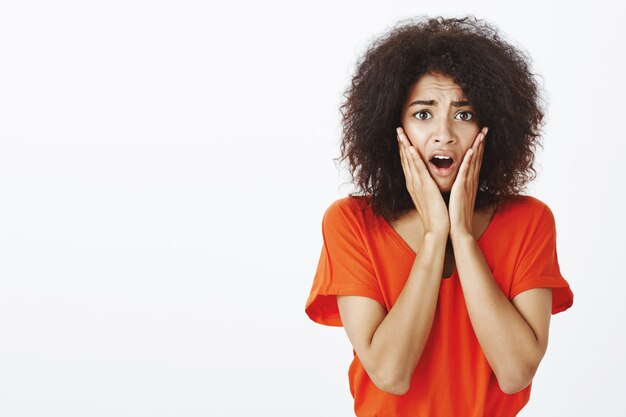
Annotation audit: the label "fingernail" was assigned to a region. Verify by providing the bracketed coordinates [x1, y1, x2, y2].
[409, 147, 415, 155]
[397, 134, 403, 143]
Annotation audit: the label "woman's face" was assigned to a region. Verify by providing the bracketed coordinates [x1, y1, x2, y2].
[400, 72, 481, 192]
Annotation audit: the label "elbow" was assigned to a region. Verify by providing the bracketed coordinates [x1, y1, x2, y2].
[499, 379, 531, 395]
[375, 378, 411, 396]
[369, 368, 411, 396]
[497, 365, 537, 395]
[379, 379, 410, 396]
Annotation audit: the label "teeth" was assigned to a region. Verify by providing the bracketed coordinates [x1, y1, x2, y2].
[433, 155, 451, 159]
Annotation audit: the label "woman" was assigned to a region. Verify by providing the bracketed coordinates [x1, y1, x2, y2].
[304, 16, 574, 417]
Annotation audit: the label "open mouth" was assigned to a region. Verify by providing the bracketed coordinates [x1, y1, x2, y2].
[430, 155, 454, 169]
[428, 155, 456, 176]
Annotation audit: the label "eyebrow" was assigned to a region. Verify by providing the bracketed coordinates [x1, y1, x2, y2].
[408, 99, 472, 107]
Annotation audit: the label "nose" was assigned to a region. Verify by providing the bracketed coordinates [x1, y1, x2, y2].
[433, 119, 455, 144]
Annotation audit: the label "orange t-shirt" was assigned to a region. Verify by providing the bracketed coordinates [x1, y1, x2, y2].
[305, 195, 573, 417]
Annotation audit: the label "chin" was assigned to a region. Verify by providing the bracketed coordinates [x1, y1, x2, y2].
[434, 174, 458, 193]
[436, 182, 453, 193]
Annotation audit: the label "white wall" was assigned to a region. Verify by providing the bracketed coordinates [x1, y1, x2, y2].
[0, 1, 623, 416]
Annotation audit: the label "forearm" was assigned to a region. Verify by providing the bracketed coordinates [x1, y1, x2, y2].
[366, 232, 447, 393]
[451, 233, 545, 393]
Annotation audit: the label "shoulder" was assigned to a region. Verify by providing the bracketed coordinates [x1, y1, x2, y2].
[500, 194, 548, 210]
[499, 195, 554, 218]
[497, 195, 557, 234]
[323, 195, 372, 224]
[320, 195, 384, 238]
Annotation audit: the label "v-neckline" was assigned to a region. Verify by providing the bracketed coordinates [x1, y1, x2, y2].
[380, 207, 501, 260]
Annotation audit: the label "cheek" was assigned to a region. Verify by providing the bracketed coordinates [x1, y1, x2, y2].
[460, 128, 480, 149]
[404, 132, 428, 158]
[402, 124, 427, 147]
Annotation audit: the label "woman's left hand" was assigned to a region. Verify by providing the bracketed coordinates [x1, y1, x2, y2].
[449, 127, 488, 240]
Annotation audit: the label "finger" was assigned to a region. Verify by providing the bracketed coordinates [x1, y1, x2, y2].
[399, 127, 430, 180]
[465, 128, 483, 182]
[408, 145, 429, 177]
[396, 126, 424, 180]
[397, 126, 435, 187]
[470, 127, 484, 155]
[460, 130, 480, 186]
[399, 139, 413, 185]
[474, 127, 488, 180]
[397, 128, 410, 163]
[396, 126, 414, 147]
[411, 146, 438, 192]
[458, 147, 474, 185]
[407, 146, 423, 186]
[398, 139, 408, 178]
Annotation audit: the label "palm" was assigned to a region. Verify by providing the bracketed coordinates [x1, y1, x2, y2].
[449, 128, 487, 237]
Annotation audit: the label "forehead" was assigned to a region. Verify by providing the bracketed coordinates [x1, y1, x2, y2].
[405, 72, 466, 100]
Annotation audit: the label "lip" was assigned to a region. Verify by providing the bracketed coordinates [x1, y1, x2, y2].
[427, 150, 458, 177]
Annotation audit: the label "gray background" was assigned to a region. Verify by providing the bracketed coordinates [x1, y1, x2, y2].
[0, 0, 623, 415]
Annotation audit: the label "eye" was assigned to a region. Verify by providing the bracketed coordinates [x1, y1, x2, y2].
[455, 111, 475, 121]
[413, 110, 432, 120]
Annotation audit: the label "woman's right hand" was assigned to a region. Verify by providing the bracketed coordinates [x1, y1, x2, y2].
[397, 127, 450, 235]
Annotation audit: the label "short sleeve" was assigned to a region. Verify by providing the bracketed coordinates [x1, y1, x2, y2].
[304, 200, 385, 326]
[510, 204, 574, 314]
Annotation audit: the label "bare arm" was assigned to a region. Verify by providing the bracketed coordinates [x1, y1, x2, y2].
[452, 235, 552, 394]
[448, 128, 552, 394]
[336, 128, 451, 395]
[337, 231, 446, 395]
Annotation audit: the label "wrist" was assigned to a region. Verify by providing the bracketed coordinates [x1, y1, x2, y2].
[422, 229, 449, 245]
[424, 219, 450, 236]
[449, 226, 474, 244]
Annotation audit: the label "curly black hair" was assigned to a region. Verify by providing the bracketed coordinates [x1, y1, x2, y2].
[337, 16, 545, 222]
